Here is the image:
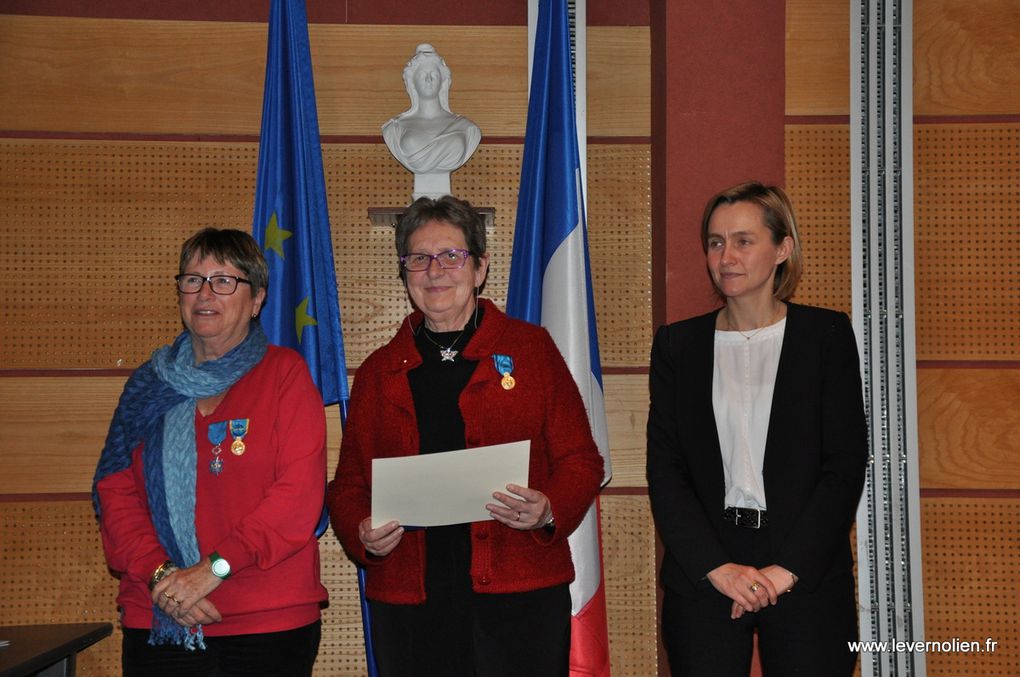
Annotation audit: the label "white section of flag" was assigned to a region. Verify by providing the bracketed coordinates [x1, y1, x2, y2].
[541, 170, 611, 612]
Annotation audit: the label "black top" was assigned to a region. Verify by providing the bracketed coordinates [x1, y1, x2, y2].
[647, 302, 868, 594]
[407, 307, 484, 597]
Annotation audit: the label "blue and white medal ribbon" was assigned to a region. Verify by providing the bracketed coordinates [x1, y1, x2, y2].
[229, 418, 249, 456]
[492, 354, 516, 390]
[208, 421, 227, 475]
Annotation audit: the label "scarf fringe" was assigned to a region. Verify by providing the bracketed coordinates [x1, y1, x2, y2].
[148, 605, 206, 651]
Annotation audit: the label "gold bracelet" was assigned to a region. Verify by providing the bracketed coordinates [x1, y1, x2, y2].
[148, 560, 177, 591]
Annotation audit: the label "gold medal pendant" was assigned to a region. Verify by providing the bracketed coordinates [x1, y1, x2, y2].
[501, 373, 516, 390]
[229, 418, 250, 456]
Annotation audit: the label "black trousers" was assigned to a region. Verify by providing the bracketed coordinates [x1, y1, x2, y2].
[122, 620, 321, 677]
[369, 583, 571, 677]
[661, 524, 858, 677]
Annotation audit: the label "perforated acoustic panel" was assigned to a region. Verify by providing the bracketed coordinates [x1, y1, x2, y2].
[601, 494, 658, 676]
[0, 501, 380, 676]
[0, 139, 651, 369]
[785, 124, 853, 315]
[920, 498, 1020, 676]
[0, 501, 121, 676]
[0, 140, 256, 368]
[588, 145, 653, 366]
[0, 493, 659, 676]
[314, 530, 369, 676]
[914, 124, 1020, 361]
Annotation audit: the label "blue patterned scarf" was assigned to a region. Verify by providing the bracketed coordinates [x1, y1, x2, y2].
[93, 323, 268, 649]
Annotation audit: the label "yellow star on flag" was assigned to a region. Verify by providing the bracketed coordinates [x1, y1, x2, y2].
[264, 212, 293, 259]
[295, 296, 318, 343]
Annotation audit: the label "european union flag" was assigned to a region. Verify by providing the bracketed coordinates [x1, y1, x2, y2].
[252, 0, 348, 407]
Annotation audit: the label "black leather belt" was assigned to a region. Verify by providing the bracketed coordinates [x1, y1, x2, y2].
[724, 506, 768, 529]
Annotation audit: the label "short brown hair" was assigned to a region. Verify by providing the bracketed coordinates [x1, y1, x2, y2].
[700, 181, 803, 301]
[178, 228, 269, 294]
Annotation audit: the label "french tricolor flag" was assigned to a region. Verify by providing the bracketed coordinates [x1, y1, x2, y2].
[506, 0, 613, 674]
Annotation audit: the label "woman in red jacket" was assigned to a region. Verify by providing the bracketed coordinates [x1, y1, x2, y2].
[327, 195, 603, 676]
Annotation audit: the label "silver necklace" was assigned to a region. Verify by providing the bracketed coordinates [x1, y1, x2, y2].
[421, 327, 465, 362]
[725, 305, 782, 341]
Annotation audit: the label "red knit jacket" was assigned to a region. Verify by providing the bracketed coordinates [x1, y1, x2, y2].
[327, 299, 604, 604]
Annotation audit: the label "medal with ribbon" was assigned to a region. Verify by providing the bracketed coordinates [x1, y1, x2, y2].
[208, 421, 227, 475]
[230, 418, 249, 456]
[492, 354, 516, 390]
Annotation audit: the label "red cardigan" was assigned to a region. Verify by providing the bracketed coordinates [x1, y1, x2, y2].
[327, 299, 604, 604]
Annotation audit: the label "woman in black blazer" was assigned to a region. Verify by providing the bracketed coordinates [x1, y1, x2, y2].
[647, 182, 867, 675]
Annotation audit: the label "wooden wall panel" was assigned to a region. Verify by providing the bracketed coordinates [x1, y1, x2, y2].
[588, 144, 652, 366]
[16, 495, 1018, 677]
[0, 377, 122, 494]
[915, 0, 1020, 116]
[0, 17, 524, 136]
[0, 501, 120, 675]
[788, 0, 1020, 117]
[788, 122, 1020, 356]
[784, 124, 853, 314]
[786, 0, 850, 116]
[917, 368, 1020, 489]
[316, 527, 370, 676]
[604, 374, 648, 489]
[588, 26, 650, 137]
[0, 373, 649, 496]
[0, 16, 648, 138]
[602, 494, 658, 675]
[915, 124, 1020, 361]
[0, 493, 655, 675]
[0, 375, 343, 496]
[921, 497, 1020, 675]
[0, 140, 651, 369]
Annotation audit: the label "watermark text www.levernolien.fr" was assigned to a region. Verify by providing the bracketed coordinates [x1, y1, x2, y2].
[849, 638, 999, 654]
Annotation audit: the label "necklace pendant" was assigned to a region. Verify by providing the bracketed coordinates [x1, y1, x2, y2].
[440, 347, 458, 362]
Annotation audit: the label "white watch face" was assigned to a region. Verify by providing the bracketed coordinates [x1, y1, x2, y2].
[212, 557, 230, 577]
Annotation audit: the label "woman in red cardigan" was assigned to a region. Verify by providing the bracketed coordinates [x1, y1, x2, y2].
[327, 195, 603, 676]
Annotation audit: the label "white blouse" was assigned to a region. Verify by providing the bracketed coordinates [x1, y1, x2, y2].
[712, 317, 786, 510]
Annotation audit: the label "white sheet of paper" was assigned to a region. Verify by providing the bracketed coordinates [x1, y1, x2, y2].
[371, 440, 530, 528]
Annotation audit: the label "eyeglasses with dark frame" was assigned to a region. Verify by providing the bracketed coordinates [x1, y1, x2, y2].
[399, 249, 472, 272]
[175, 274, 253, 295]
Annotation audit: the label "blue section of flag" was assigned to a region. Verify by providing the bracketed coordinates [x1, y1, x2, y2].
[252, 0, 349, 406]
[505, 0, 603, 387]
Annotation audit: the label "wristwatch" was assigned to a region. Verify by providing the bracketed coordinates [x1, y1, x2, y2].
[209, 551, 231, 580]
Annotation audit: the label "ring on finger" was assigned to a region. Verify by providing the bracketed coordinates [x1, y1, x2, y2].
[514, 511, 521, 521]
[749, 582, 761, 593]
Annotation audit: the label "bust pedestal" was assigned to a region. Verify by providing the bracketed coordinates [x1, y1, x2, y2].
[412, 172, 452, 201]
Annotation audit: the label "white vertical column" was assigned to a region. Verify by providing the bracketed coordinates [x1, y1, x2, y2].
[851, 1, 926, 675]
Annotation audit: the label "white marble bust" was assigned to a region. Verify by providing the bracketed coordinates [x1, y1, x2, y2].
[383, 44, 482, 200]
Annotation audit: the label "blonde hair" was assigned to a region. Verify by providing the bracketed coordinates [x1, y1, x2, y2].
[700, 181, 803, 301]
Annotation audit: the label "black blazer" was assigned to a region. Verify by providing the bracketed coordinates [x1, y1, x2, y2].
[646, 302, 868, 596]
